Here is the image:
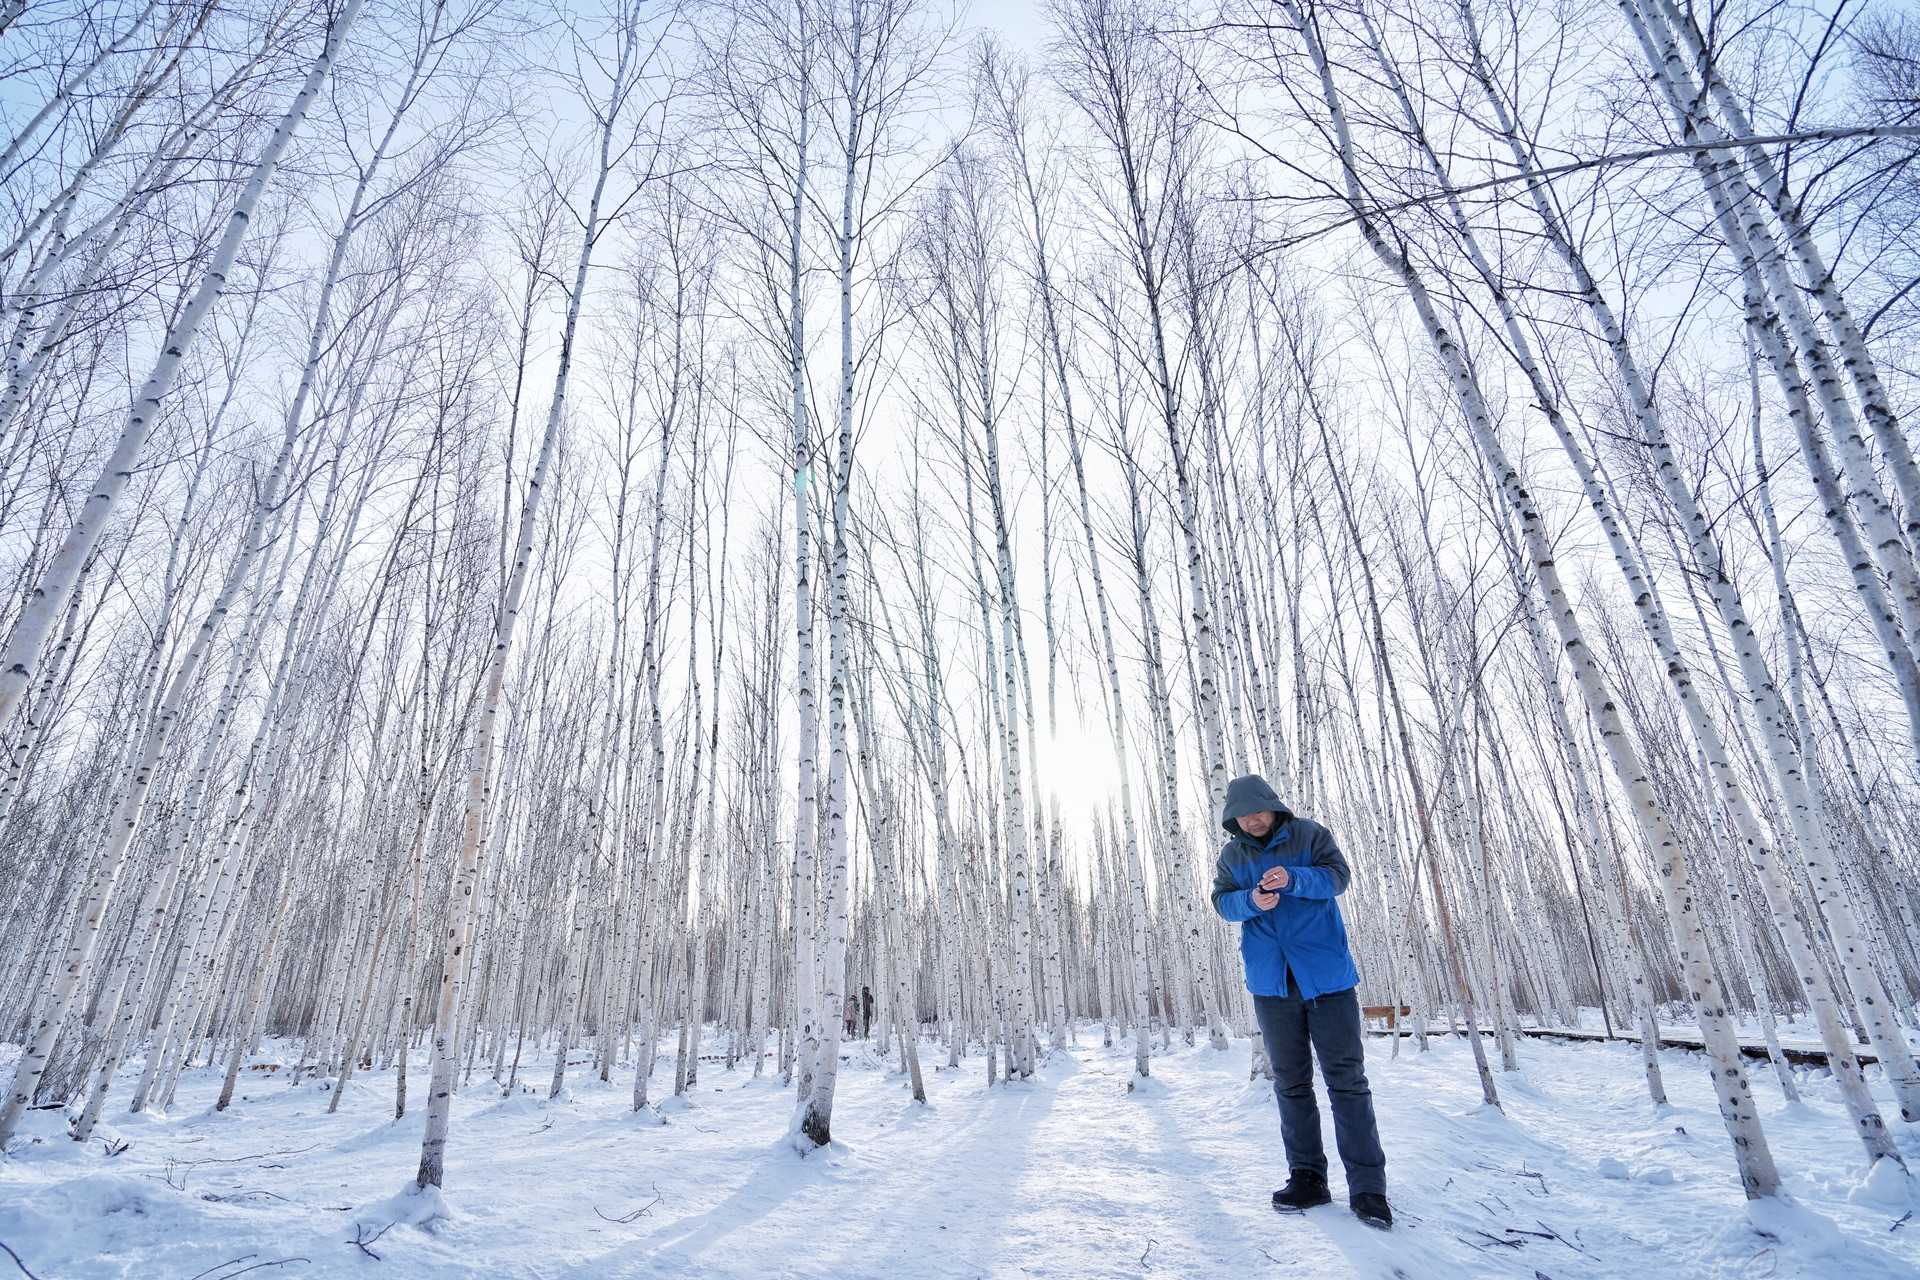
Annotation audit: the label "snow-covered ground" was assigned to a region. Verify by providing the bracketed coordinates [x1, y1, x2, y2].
[2, 1030, 1916, 1279]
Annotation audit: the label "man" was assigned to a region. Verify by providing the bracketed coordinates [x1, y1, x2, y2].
[1211, 773, 1391, 1230]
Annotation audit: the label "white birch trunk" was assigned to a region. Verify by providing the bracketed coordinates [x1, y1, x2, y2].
[1607, 0, 1920, 1124]
[1061, 381, 1154, 1080]
[1277, 0, 1780, 1194]
[1649, 0, 1920, 559]
[0, 0, 365, 744]
[0, 296, 349, 1145]
[1449, 0, 1900, 1151]
[415, 8, 637, 1184]
[785, 0, 824, 1106]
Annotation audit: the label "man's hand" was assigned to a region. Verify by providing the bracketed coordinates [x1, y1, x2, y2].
[1251, 865, 1289, 910]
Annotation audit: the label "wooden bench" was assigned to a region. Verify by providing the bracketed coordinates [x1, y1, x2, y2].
[1361, 1004, 1412, 1030]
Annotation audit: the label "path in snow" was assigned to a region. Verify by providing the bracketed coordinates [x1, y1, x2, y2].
[2, 1030, 1917, 1278]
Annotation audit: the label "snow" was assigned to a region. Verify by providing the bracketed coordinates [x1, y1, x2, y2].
[3, 1032, 1918, 1279]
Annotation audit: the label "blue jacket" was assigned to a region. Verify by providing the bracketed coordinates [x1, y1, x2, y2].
[1210, 774, 1359, 1000]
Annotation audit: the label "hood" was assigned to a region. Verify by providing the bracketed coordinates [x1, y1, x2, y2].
[1221, 774, 1290, 835]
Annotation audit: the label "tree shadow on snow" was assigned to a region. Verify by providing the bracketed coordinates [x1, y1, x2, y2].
[548, 1141, 812, 1279]
[549, 1065, 1064, 1278]
[825, 1071, 1060, 1276]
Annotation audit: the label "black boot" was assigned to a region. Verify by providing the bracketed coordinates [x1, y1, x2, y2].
[1271, 1169, 1331, 1212]
[1350, 1192, 1392, 1230]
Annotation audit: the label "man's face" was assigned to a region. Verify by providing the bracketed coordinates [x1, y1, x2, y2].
[1238, 810, 1277, 839]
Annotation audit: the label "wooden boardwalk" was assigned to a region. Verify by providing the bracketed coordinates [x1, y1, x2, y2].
[1366, 1021, 1903, 1068]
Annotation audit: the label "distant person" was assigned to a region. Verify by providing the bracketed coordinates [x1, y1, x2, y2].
[860, 986, 875, 1039]
[1211, 774, 1391, 1230]
[843, 994, 858, 1038]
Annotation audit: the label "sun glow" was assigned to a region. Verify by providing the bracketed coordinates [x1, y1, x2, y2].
[1036, 716, 1123, 815]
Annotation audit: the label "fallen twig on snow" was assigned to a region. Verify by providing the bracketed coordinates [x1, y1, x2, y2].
[158, 1144, 322, 1190]
[187, 1255, 311, 1280]
[208, 1258, 309, 1280]
[0, 1238, 42, 1280]
[348, 1222, 395, 1261]
[201, 1188, 293, 1204]
[187, 1258, 254, 1280]
[595, 1183, 663, 1224]
[1465, 1230, 1524, 1250]
[1531, 1221, 1594, 1256]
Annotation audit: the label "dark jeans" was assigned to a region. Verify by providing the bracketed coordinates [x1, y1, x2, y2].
[1252, 978, 1387, 1197]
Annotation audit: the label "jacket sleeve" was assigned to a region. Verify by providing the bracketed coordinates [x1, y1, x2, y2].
[1281, 823, 1351, 900]
[1211, 846, 1259, 922]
